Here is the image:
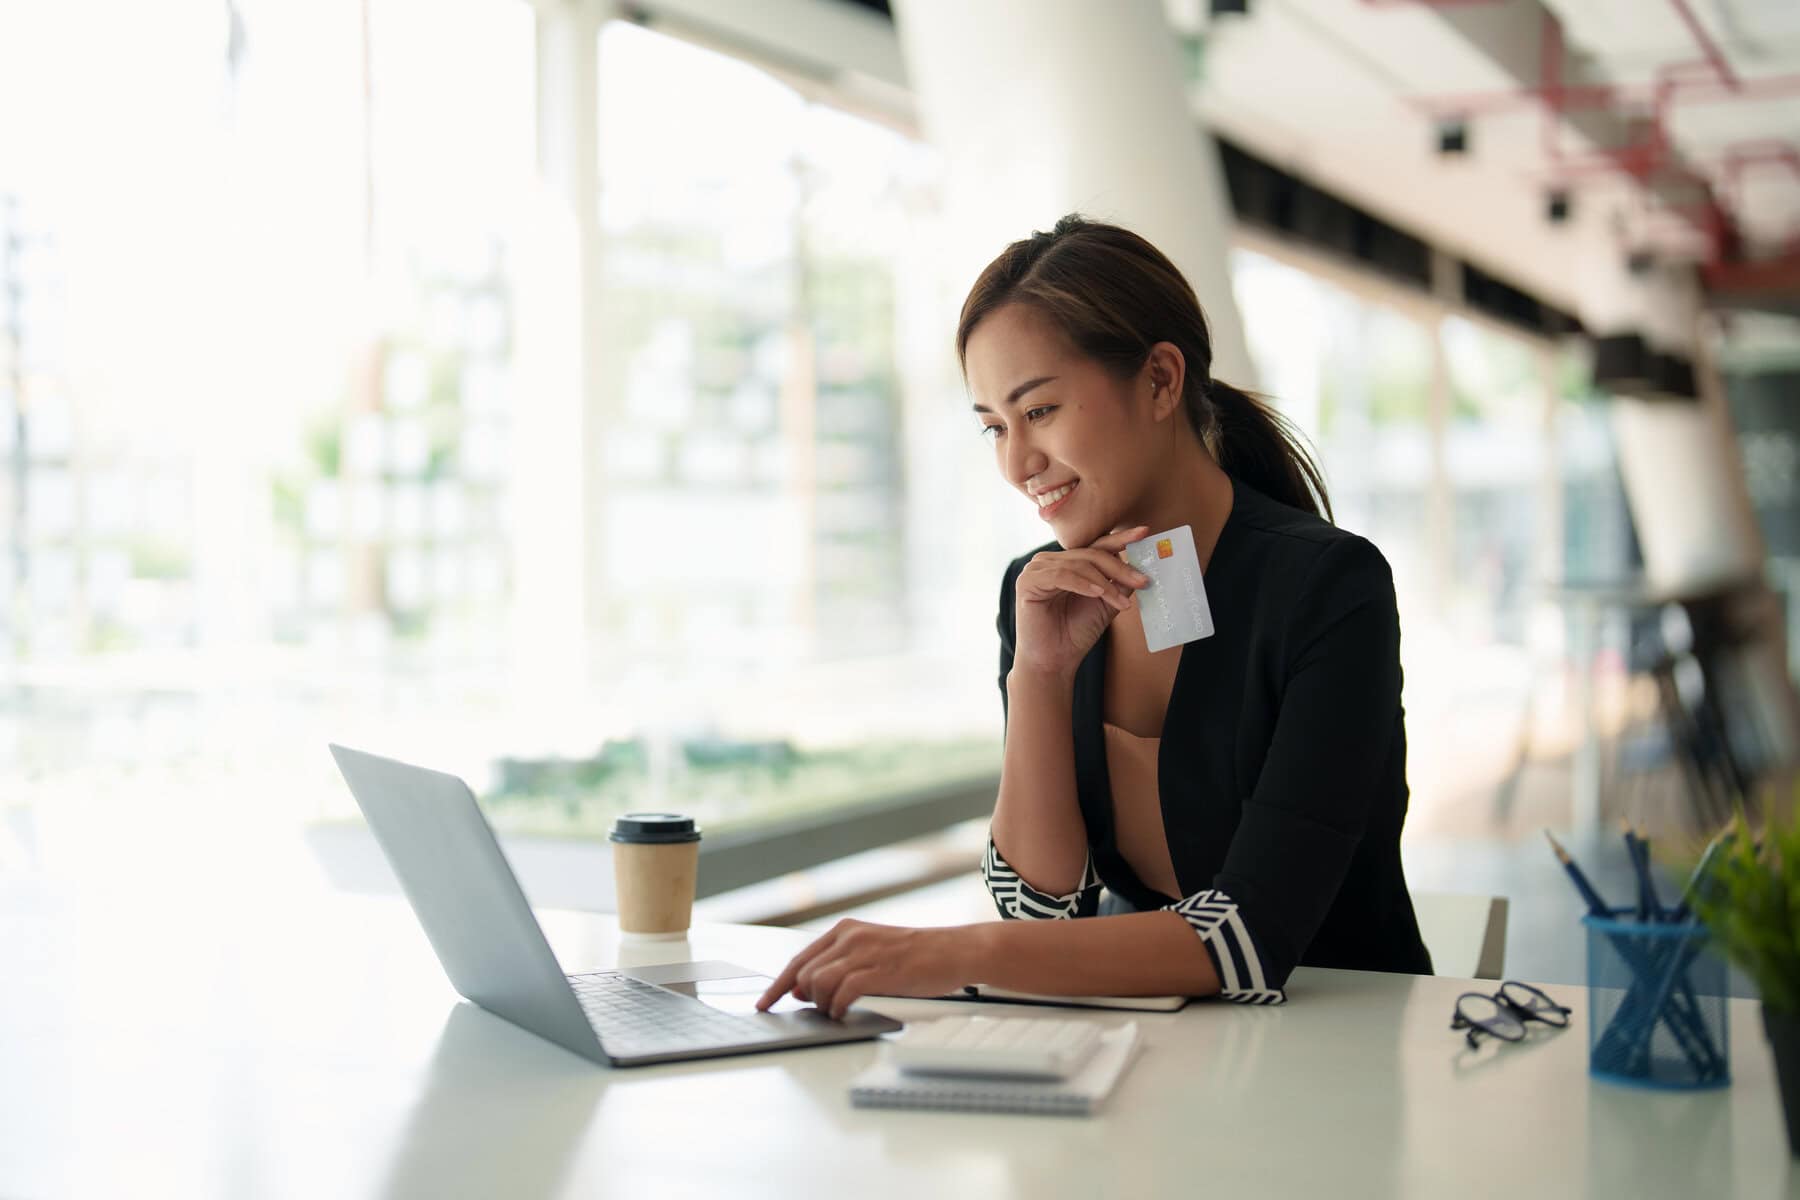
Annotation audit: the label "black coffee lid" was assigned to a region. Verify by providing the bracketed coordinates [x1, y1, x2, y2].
[608, 812, 701, 844]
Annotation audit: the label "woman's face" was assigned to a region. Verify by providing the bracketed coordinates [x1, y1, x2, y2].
[965, 302, 1165, 549]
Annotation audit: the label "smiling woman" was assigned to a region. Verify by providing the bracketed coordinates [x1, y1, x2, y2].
[760, 214, 1433, 1018]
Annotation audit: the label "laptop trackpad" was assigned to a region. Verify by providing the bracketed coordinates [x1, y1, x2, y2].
[622, 960, 815, 1016]
[622, 960, 763, 986]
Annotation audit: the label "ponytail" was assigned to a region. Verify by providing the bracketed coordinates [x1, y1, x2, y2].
[1194, 380, 1332, 523]
[958, 213, 1334, 525]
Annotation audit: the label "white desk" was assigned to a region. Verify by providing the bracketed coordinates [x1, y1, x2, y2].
[2, 876, 1793, 1199]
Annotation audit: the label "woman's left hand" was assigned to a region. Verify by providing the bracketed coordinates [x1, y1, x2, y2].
[755, 920, 982, 1019]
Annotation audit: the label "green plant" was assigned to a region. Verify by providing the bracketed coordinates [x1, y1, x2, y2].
[1692, 808, 1800, 1017]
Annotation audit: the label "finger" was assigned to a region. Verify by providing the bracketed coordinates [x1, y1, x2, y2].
[1022, 559, 1120, 599]
[1017, 570, 1101, 604]
[1048, 563, 1119, 602]
[756, 955, 803, 1011]
[756, 929, 838, 1011]
[798, 952, 850, 1017]
[829, 967, 881, 1020]
[1052, 563, 1139, 610]
[1020, 552, 1146, 599]
[1089, 525, 1151, 554]
[1066, 548, 1152, 589]
[1091, 579, 1132, 612]
[1046, 567, 1131, 612]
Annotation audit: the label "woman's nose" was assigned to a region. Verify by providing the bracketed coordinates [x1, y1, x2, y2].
[1003, 433, 1046, 489]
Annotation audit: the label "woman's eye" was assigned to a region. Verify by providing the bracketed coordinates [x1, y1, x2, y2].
[1024, 406, 1054, 422]
[979, 423, 1004, 439]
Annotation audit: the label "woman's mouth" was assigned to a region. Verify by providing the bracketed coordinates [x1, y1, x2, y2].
[1035, 480, 1079, 520]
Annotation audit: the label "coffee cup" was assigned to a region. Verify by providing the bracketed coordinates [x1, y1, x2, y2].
[608, 813, 701, 941]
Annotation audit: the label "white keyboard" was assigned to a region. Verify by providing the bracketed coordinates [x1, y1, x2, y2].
[889, 1015, 1103, 1080]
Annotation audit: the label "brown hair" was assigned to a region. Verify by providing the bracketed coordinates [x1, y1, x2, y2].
[955, 213, 1332, 522]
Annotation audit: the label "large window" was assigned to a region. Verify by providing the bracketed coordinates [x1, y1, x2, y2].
[1, 4, 1015, 848]
[1232, 245, 1629, 822]
[469, 21, 1009, 836]
[1, 3, 1631, 858]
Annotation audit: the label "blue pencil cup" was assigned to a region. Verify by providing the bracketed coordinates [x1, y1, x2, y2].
[1584, 909, 1730, 1089]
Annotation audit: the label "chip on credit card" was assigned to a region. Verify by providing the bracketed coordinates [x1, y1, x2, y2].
[1122, 524, 1214, 654]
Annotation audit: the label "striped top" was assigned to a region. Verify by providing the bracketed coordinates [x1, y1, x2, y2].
[982, 839, 1287, 1005]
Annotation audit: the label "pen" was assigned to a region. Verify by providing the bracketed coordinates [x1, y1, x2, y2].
[1544, 829, 1611, 917]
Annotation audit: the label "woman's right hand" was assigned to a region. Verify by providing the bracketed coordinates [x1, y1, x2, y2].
[1010, 525, 1151, 681]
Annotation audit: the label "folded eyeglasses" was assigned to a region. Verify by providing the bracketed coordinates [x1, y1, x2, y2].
[1450, 982, 1571, 1049]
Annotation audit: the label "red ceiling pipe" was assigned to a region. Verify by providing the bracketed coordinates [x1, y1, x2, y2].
[1479, 4, 1747, 256]
[1716, 142, 1800, 226]
[1720, 142, 1800, 190]
[1637, 0, 1750, 188]
[1375, 0, 1784, 264]
[1539, 6, 1564, 162]
[1703, 247, 1800, 295]
[1665, 0, 1740, 90]
[1417, 72, 1800, 119]
[1418, 5, 1780, 122]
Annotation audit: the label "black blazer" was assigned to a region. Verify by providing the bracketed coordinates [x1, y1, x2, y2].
[996, 479, 1432, 988]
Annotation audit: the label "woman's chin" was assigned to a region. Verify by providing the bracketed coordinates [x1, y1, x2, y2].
[1052, 517, 1105, 549]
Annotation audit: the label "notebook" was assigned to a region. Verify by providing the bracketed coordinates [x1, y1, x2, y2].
[849, 1022, 1141, 1117]
[958, 984, 1188, 1013]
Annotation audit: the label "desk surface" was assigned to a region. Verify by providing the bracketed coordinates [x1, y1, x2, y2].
[2, 875, 1794, 1200]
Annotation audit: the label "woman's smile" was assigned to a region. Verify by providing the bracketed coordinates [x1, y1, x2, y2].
[1034, 479, 1080, 520]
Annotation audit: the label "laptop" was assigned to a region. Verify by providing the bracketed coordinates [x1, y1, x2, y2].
[328, 744, 903, 1067]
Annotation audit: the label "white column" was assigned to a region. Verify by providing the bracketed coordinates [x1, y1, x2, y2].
[1586, 249, 1763, 592]
[507, 0, 607, 731]
[890, 0, 1255, 386]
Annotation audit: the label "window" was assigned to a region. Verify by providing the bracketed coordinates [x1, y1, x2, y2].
[1232, 245, 1628, 827]
[2, 4, 1630, 858]
[470, 22, 1006, 838]
[1, 5, 1012, 850]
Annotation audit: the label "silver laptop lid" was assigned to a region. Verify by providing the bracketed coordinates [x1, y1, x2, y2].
[327, 744, 606, 1064]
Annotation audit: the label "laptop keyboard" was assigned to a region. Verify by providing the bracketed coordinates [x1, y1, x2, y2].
[567, 970, 784, 1058]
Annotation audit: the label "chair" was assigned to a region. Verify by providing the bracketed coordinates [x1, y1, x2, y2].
[1412, 891, 1509, 980]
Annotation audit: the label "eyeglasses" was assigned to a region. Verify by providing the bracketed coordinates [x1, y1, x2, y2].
[1450, 982, 1571, 1049]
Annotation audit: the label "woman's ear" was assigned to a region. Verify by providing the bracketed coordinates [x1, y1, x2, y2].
[1145, 342, 1187, 422]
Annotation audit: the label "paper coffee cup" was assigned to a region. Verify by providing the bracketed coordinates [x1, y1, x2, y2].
[609, 813, 701, 941]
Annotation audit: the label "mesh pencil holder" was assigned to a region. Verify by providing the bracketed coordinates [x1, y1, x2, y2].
[1584, 908, 1730, 1090]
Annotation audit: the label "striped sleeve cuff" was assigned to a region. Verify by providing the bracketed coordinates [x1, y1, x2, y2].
[982, 838, 1101, 920]
[1165, 889, 1287, 1005]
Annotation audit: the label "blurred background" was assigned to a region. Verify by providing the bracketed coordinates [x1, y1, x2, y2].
[3, 0, 1799, 983]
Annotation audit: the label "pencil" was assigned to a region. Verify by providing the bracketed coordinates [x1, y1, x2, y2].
[1620, 820, 1649, 921]
[1545, 829, 1612, 917]
[1669, 829, 1734, 924]
[1635, 823, 1665, 921]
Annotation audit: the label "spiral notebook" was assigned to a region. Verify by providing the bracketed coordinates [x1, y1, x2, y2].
[958, 984, 1187, 1012]
[849, 1023, 1141, 1117]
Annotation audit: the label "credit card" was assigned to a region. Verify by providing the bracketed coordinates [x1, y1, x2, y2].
[1122, 525, 1214, 654]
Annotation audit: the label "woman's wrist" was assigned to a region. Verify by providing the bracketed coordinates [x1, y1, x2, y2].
[944, 921, 1004, 986]
[1007, 662, 1078, 695]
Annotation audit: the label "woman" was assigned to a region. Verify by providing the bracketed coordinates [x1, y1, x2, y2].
[757, 215, 1431, 1018]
